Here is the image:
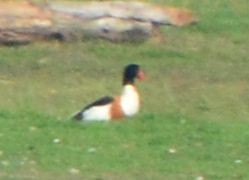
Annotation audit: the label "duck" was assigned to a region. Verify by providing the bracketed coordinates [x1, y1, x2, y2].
[72, 64, 145, 121]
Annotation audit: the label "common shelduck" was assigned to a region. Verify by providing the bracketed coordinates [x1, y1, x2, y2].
[72, 64, 145, 121]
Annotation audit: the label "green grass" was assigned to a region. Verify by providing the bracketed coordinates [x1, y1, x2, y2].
[1, 111, 249, 179]
[0, 0, 249, 179]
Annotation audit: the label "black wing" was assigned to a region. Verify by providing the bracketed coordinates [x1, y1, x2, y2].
[82, 96, 114, 111]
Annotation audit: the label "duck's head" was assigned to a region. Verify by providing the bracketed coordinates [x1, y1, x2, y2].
[123, 64, 145, 85]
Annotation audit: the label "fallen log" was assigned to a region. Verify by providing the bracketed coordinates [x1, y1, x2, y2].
[0, 1, 197, 45]
[49, 1, 197, 26]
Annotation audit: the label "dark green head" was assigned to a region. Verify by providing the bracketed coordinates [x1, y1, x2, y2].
[123, 64, 145, 85]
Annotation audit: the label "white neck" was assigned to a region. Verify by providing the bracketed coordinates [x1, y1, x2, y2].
[120, 84, 140, 117]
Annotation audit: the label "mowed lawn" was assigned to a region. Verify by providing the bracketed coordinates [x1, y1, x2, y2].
[0, 0, 249, 179]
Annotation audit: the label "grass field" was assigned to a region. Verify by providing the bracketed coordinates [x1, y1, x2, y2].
[0, 0, 249, 179]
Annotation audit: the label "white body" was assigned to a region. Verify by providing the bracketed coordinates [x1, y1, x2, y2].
[120, 85, 140, 117]
[82, 104, 111, 121]
[81, 84, 140, 121]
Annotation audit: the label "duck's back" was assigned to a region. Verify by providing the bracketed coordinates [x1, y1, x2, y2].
[73, 96, 114, 121]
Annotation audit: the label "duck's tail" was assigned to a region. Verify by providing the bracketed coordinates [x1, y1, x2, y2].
[72, 111, 83, 121]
